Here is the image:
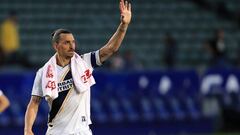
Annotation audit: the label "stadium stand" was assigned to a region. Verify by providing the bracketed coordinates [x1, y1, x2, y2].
[0, 0, 239, 69]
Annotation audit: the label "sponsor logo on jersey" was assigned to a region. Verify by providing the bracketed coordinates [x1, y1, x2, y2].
[58, 78, 73, 92]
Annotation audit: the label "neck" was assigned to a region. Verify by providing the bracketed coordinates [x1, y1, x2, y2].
[56, 54, 71, 67]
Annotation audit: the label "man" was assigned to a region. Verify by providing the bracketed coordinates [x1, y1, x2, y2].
[0, 10, 32, 68]
[163, 32, 177, 68]
[205, 29, 227, 67]
[0, 89, 10, 113]
[0, 10, 20, 64]
[24, 0, 131, 135]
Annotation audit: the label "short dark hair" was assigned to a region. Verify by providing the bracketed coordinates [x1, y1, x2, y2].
[51, 29, 72, 44]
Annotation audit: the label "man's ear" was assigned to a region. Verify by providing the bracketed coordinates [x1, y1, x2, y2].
[53, 43, 58, 51]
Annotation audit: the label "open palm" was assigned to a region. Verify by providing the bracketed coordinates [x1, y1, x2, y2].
[119, 0, 132, 25]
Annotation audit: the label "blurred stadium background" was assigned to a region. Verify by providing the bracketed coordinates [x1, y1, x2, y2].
[0, 0, 240, 135]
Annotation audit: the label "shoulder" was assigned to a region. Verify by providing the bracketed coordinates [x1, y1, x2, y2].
[34, 67, 43, 79]
[37, 67, 43, 74]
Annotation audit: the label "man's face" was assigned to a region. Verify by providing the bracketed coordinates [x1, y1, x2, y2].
[55, 33, 76, 58]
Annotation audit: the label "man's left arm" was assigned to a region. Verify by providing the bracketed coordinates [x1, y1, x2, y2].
[99, 0, 132, 63]
[0, 93, 10, 113]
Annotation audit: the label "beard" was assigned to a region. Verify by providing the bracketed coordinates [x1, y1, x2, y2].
[61, 50, 74, 59]
[66, 51, 74, 58]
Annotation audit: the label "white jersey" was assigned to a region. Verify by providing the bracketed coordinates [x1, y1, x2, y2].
[31, 51, 101, 135]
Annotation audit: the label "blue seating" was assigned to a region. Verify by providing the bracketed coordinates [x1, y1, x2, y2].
[120, 98, 139, 123]
[0, 110, 11, 126]
[152, 97, 171, 121]
[91, 98, 108, 124]
[107, 98, 124, 123]
[2, 68, 237, 134]
[140, 97, 155, 122]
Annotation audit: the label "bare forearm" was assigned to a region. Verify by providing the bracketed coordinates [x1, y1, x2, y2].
[24, 104, 38, 131]
[98, 0, 131, 63]
[100, 23, 128, 62]
[24, 96, 41, 134]
[108, 23, 128, 51]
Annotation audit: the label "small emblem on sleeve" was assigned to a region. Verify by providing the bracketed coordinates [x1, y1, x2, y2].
[81, 69, 92, 83]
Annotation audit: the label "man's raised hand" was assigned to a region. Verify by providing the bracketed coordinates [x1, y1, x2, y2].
[119, 0, 132, 25]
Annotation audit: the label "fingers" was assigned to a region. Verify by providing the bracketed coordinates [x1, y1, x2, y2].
[127, 3, 131, 11]
[119, 0, 125, 13]
[124, 0, 131, 11]
[119, 1, 122, 12]
[120, 0, 131, 12]
[125, 0, 128, 7]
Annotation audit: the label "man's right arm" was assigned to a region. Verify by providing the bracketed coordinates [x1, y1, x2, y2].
[24, 96, 42, 135]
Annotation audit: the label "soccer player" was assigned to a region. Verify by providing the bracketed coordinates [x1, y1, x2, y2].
[0, 89, 10, 113]
[24, 0, 131, 135]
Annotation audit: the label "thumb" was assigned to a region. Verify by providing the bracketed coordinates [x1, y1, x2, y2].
[120, 15, 124, 21]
